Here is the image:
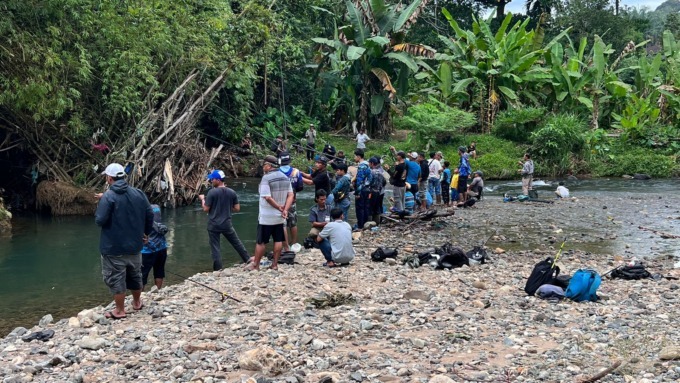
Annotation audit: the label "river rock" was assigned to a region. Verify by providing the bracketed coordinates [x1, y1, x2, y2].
[659, 346, 680, 360]
[312, 339, 326, 350]
[428, 375, 455, 383]
[402, 290, 431, 301]
[238, 346, 291, 376]
[76, 336, 106, 350]
[633, 173, 651, 180]
[38, 314, 53, 327]
[315, 371, 340, 383]
[67, 317, 80, 328]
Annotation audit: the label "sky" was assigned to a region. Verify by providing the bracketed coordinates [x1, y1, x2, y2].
[503, 0, 668, 14]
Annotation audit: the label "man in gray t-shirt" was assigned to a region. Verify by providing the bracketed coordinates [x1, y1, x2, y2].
[316, 207, 355, 267]
[247, 156, 294, 271]
[199, 170, 249, 270]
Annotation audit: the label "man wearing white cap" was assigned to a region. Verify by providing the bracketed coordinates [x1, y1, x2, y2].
[95, 163, 154, 320]
[199, 169, 250, 270]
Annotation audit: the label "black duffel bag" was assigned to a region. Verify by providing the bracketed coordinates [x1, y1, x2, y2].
[611, 264, 651, 280]
[371, 247, 398, 262]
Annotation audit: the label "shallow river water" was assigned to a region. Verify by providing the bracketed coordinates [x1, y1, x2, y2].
[1, 177, 679, 335]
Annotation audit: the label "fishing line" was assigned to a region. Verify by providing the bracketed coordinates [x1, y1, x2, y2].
[166, 270, 242, 303]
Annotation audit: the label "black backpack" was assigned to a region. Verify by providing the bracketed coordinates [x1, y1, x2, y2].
[611, 264, 652, 280]
[371, 247, 398, 262]
[435, 243, 469, 269]
[525, 257, 560, 296]
[267, 250, 296, 265]
[270, 141, 279, 153]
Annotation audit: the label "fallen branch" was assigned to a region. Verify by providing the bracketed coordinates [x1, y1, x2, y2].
[638, 226, 680, 239]
[578, 360, 621, 383]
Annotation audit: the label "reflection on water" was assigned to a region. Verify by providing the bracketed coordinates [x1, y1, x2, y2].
[0, 179, 319, 335]
[0, 177, 678, 335]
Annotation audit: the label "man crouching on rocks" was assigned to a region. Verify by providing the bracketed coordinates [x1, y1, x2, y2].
[316, 208, 355, 268]
[95, 163, 153, 320]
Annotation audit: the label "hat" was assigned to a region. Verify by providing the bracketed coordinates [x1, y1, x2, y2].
[368, 157, 379, 165]
[409, 152, 418, 159]
[278, 151, 291, 165]
[262, 155, 279, 167]
[309, 123, 315, 127]
[207, 169, 226, 181]
[102, 163, 126, 178]
[458, 146, 467, 153]
[276, 134, 283, 139]
[474, 170, 484, 177]
[316, 156, 328, 165]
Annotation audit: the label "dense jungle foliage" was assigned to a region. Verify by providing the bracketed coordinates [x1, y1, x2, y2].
[1, 0, 679, 203]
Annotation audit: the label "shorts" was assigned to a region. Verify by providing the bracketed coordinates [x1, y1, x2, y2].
[457, 176, 468, 194]
[101, 253, 143, 295]
[286, 204, 298, 228]
[256, 224, 285, 245]
[141, 248, 167, 286]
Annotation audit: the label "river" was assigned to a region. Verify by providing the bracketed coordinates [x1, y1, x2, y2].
[1, 177, 679, 336]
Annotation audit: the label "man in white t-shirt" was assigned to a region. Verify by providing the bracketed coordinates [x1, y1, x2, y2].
[247, 155, 294, 271]
[356, 130, 370, 149]
[316, 208, 355, 267]
[427, 152, 442, 205]
[555, 182, 570, 198]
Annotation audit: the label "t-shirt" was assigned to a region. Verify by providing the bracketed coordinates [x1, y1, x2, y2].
[309, 204, 329, 223]
[305, 129, 317, 144]
[405, 160, 420, 185]
[311, 169, 331, 194]
[205, 187, 239, 231]
[419, 160, 429, 182]
[391, 163, 407, 187]
[319, 220, 355, 263]
[356, 133, 369, 149]
[258, 170, 293, 225]
[450, 173, 459, 189]
[521, 160, 534, 176]
[428, 159, 441, 180]
[556, 186, 570, 198]
[441, 168, 451, 184]
[469, 176, 484, 190]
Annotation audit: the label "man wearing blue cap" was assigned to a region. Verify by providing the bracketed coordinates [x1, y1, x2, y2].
[199, 169, 250, 270]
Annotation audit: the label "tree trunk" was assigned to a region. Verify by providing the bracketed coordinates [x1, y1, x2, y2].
[591, 96, 600, 130]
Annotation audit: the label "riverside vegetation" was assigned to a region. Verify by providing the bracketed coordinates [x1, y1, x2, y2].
[1, 0, 680, 211]
[1, 192, 679, 382]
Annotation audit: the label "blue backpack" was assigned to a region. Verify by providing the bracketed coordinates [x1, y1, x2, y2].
[565, 269, 601, 302]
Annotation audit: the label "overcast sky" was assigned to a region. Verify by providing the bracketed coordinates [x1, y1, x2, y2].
[503, 0, 667, 14]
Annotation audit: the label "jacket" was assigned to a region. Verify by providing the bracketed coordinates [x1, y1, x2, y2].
[95, 180, 154, 255]
[142, 205, 168, 254]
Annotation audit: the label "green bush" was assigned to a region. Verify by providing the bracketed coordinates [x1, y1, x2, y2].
[441, 134, 527, 180]
[394, 99, 477, 144]
[493, 107, 546, 142]
[590, 147, 678, 178]
[530, 113, 588, 175]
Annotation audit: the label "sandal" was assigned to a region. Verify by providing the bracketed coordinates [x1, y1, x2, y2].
[105, 311, 127, 320]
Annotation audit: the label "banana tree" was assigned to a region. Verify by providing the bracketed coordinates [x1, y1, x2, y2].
[435, 11, 569, 131]
[545, 36, 643, 129]
[658, 30, 680, 123]
[312, 0, 434, 137]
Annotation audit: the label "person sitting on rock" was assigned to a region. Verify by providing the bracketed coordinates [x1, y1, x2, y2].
[308, 190, 330, 239]
[555, 182, 570, 198]
[467, 171, 484, 200]
[316, 208, 355, 267]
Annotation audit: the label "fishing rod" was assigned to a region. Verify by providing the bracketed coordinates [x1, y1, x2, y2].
[550, 236, 567, 269]
[166, 270, 242, 303]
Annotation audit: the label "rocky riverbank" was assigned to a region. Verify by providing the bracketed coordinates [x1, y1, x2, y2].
[1, 194, 679, 383]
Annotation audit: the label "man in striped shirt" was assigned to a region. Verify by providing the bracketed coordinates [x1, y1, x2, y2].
[246, 155, 294, 271]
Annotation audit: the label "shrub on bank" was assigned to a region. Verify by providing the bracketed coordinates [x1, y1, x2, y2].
[589, 147, 678, 178]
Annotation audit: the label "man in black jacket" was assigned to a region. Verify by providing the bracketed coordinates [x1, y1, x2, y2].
[95, 163, 154, 320]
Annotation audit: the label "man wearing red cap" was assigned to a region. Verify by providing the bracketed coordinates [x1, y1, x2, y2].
[199, 169, 250, 270]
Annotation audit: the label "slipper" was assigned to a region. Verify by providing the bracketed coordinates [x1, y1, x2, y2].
[244, 263, 259, 271]
[323, 262, 349, 268]
[133, 302, 144, 311]
[22, 332, 41, 342]
[268, 265, 278, 271]
[105, 311, 127, 320]
[36, 329, 55, 342]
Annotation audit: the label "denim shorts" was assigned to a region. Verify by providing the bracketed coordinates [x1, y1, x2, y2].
[101, 254, 143, 294]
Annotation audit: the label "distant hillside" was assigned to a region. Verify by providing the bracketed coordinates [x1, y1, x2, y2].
[655, 0, 680, 14]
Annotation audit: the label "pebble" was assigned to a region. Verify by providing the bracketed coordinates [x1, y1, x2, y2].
[38, 314, 53, 327]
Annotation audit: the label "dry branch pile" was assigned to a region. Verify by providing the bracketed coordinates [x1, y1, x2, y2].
[36, 181, 97, 216]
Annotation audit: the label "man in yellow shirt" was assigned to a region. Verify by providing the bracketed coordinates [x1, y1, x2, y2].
[449, 168, 460, 207]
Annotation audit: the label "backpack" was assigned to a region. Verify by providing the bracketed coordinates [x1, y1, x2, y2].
[610, 264, 651, 280]
[435, 243, 469, 269]
[282, 167, 304, 193]
[270, 141, 279, 153]
[357, 163, 373, 190]
[524, 257, 560, 296]
[371, 247, 398, 262]
[565, 269, 601, 302]
[267, 250, 296, 265]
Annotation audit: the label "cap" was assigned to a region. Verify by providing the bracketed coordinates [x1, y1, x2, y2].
[410, 152, 418, 159]
[207, 169, 226, 181]
[276, 134, 283, 139]
[316, 156, 328, 165]
[458, 146, 467, 153]
[278, 151, 291, 165]
[368, 157, 379, 165]
[309, 123, 315, 127]
[262, 155, 279, 167]
[102, 163, 126, 178]
[474, 170, 483, 177]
